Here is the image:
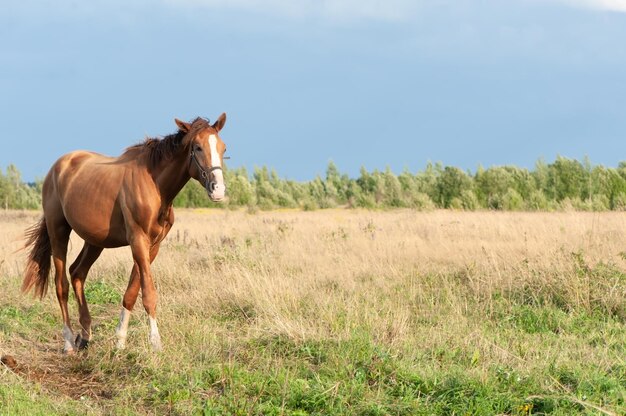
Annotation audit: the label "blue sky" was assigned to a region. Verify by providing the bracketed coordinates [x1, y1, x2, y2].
[1, 0, 626, 181]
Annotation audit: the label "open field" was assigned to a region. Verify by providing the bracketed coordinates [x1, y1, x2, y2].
[0, 209, 625, 415]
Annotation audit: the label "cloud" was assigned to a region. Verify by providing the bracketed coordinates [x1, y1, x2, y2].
[162, 0, 626, 24]
[553, 0, 626, 12]
[6, 0, 626, 25]
[161, 0, 419, 21]
[1, 0, 426, 28]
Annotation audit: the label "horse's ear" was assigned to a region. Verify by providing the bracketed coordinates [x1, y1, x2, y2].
[212, 113, 227, 132]
[175, 118, 191, 133]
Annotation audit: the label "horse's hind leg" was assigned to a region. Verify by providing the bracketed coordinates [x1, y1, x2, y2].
[69, 242, 103, 350]
[46, 214, 74, 353]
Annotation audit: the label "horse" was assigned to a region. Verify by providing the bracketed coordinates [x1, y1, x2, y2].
[21, 114, 228, 353]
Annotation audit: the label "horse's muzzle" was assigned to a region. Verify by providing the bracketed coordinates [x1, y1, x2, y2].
[209, 182, 226, 202]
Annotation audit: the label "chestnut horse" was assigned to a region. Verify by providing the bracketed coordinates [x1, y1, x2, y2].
[21, 115, 227, 353]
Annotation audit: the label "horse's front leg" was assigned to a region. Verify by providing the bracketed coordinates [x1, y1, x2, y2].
[115, 264, 138, 350]
[116, 233, 164, 351]
[140, 251, 162, 352]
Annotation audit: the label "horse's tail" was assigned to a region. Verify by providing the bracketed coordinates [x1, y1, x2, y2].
[21, 217, 51, 299]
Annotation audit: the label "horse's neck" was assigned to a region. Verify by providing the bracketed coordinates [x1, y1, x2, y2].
[152, 152, 191, 206]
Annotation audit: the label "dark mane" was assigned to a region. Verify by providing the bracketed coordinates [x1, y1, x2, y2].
[123, 117, 211, 170]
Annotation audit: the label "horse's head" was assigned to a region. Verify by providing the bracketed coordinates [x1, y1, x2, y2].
[175, 114, 228, 202]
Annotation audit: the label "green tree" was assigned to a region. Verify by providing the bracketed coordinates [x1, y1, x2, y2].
[225, 167, 254, 207]
[475, 166, 515, 209]
[0, 165, 42, 209]
[548, 156, 589, 201]
[415, 162, 441, 201]
[381, 167, 404, 207]
[435, 166, 473, 208]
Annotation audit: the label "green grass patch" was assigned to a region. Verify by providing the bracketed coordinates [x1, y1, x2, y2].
[85, 279, 121, 305]
[0, 378, 96, 416]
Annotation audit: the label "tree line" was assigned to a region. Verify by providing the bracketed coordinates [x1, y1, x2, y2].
[3, 157, 626, 211]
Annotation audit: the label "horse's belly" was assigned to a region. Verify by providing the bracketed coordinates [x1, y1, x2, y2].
[61, 189, 129, 248]
[68, 214, 129, 248]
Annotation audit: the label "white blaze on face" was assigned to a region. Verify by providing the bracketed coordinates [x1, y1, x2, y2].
[208, 134, 226, 200]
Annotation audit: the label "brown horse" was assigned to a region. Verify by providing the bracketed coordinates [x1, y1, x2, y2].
[21, 114, 228, 353]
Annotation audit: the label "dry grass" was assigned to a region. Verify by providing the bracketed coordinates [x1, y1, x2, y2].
[0, 209, 625, 415]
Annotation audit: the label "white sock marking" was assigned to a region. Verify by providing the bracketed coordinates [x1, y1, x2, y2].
[62, 324, 75, 353]
[148, 316, 162, 351]
[115, 307, 131, 349]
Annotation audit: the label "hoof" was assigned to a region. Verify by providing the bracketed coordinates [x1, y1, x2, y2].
[75, 334, 90, 351]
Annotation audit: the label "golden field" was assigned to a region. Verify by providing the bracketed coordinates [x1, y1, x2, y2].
[0, 209, 624, 415]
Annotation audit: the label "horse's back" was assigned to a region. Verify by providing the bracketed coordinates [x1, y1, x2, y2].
[47, 150, 122, 201]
